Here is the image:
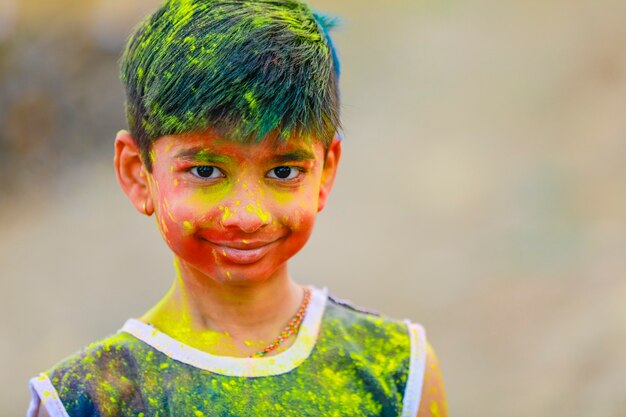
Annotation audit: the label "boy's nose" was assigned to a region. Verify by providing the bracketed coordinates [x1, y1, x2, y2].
[220, 200, 272, 233]
[219, 182, 272, 233]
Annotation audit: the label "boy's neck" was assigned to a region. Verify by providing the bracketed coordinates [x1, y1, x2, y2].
[140, 258, 305, 357]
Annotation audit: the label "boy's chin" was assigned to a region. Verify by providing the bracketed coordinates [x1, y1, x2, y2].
[182, 260, 288, 287]
[213, 272, 271, 286]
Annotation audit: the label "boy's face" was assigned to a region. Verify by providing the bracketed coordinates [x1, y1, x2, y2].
[116, 130, 340, 284]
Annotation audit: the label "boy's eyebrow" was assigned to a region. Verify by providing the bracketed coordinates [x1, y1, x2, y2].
[271, 149, 316, 164]
[174, 148, 232, 164]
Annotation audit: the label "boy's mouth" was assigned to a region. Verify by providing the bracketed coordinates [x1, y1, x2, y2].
[203, 239, 280, 265]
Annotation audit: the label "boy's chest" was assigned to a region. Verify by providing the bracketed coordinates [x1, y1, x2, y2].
[128, 366, 399, 417]
[84, 354, 405, 417]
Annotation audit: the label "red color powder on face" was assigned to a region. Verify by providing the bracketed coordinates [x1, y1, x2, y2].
[148, 132, 326, 284]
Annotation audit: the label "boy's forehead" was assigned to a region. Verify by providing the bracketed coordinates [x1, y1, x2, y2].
[155, 130, 324, 160]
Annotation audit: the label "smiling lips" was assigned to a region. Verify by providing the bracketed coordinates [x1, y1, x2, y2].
[205, 239, 279, 264]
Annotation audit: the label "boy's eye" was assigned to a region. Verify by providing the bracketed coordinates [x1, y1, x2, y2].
[267, 166, 299, 180]
[190, 166, 223, 179]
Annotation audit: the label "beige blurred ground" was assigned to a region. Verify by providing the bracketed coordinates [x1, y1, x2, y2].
[1, 0, 626, 416]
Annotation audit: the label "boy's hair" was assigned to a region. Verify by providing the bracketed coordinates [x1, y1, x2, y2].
[120, 0, 341, 170]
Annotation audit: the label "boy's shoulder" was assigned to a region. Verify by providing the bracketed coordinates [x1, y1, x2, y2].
[31, 330, 149, 415]
[323, 291, 421, 348]
[327, 293, 383, 317]
[44, 330, 145, 379]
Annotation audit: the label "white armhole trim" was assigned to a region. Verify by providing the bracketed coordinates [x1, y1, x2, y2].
[401, 321, 427, 417]
[27, 374, 70, 417]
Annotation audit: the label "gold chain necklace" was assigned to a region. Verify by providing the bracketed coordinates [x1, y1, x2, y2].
[250, 287, 312, 358]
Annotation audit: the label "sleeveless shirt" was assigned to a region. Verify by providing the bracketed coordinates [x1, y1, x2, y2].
[27, 287, 427, 417]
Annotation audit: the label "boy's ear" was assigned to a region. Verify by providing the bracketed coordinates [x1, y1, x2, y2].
[114, 130, 154, 216]
[317, 135, 342, 213]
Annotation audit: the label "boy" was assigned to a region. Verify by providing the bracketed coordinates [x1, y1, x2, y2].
[27, 0, 447, 416]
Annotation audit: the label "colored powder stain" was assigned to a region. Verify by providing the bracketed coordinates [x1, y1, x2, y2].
[39, 285, 414, 414]
[122, 0, 339, 143]
[289, 210, 301, 231]
[226, 271, 232, 280]
[244, 91, 258, 111]
[246, 201, 270, 223]
[163, 200, 176, 222]
[242, 239, 249, 244]
[269, 188, 295, 205]
[430, 400, 443, 417]
[221, 206, 234, 222]
[194, 411, 205, 417]
[174, 179, 179, 187]
[189, 181, 231, 205]
[235, 200, 241, 206]
[211, 248, 220, 263]
[169, 0, 195, 36]
[194, 150, 231, 164]
[183, 36, 197, 52]
[183, 221, 194, 235]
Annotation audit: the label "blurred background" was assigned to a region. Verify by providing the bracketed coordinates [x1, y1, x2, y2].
[1, 0, 625, 415]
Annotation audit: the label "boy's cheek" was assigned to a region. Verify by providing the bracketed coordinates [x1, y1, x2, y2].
[160, 201, 219, 234]
[283, 206, 316, 233]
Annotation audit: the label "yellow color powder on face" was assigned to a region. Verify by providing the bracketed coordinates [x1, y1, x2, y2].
[163, 198, 176, 222]
[268, 187, 296, 205]
[188, 180, 231, 206]
[246, 201, 270, 223]
[221, 206, 234, 222]
[183, 221, 194, 235]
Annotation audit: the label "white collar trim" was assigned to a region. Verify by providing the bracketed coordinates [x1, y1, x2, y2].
[120, 286, 328, 377]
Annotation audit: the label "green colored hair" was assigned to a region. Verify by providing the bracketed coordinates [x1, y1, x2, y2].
[120, 0, 341, 169]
